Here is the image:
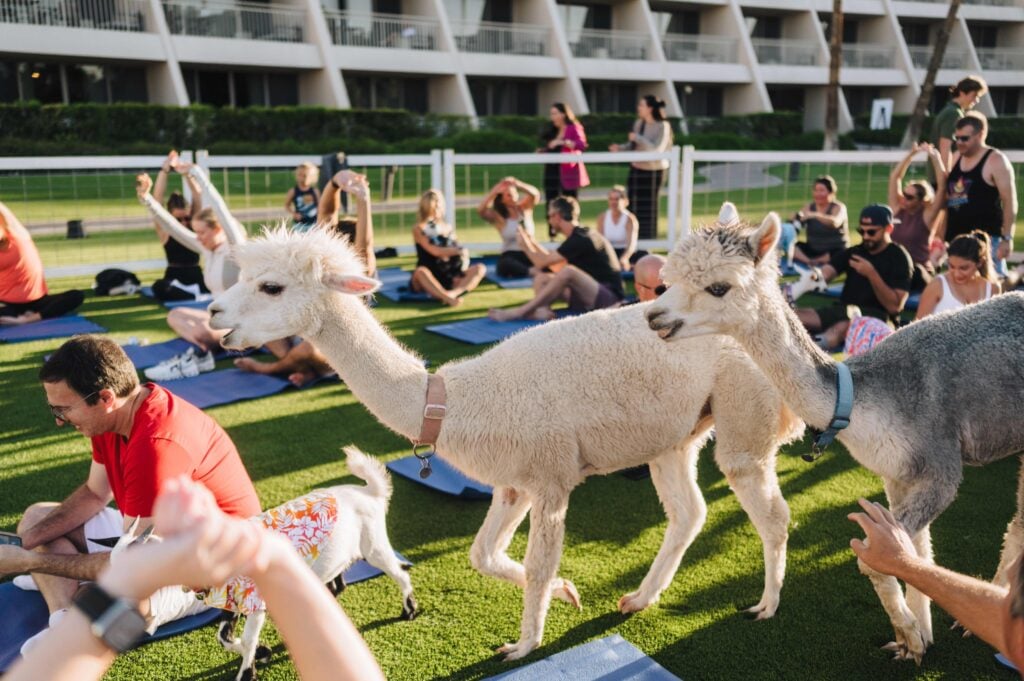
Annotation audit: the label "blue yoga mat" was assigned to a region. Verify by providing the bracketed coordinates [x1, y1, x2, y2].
[344, 552, 411, 583]
[122, 338, 235, 370]
[425, 315, 552, 345]
[387, 456, 492, 499]
[156, 368, 294, 409]
[140, 286, 213, 310]
[0, 315, 106, 343]
[821, 284, 920, 309]
[486, 634, 681, 681]
[483, 262, 534, 289]
[373, 268, 434, 303]
[997, 653, 1018, 671]
[0, 582, 221, 672]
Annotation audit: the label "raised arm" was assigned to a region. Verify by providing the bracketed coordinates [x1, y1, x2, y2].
[177, 163, 246, 245]
[889, 145, 919, 208]
[510, 177, 541, 209]
[136, 174, 202, 255]
[922, 145, 948, 228]
[477, 181, 505, 226]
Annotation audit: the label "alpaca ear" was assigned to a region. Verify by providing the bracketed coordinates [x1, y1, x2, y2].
[325, 273, 381, 296]
[718, 201, 740, 227]
[750, 212, 781, 263]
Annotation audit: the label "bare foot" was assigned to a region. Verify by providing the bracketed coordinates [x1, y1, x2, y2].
[0, 312, 42, 326]
[488, 307, 521, 321]
[287, 370, 316, 387]
[527, 307, 556, 321]
[234, 357, 272, 374]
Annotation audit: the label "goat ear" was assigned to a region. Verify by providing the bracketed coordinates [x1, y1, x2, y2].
[325, 273, 381, 296]
[750, 212, 781, 263]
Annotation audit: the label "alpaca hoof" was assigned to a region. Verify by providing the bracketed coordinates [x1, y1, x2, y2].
[237, 666, 256, 681]
[496, 639, 539, 661]
[255, 645, 273, 665]
[742, 598, 779, 620]
[881, 635, 925, 665]
[553, 579, 581, 610]
[617, 590, 655, 614]
[950, 620, 973, 638]
[402, 595, 419, 620]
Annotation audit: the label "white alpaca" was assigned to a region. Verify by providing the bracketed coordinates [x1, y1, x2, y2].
[645, 203, 1024, 663]
[207, 227, 803, 660]
[114, 447, 414, 681]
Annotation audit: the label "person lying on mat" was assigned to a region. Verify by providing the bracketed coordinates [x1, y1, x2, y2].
[0, 336, 260, 656]
[849, 498, 1024, 671]
[0, 202, 84, 326]
[632, 254, 666, 303]
[489, 195, 624, 321]
[6, 476, 383, 681]
[136, 166, 252, 380]
[234, 171, 377, 386]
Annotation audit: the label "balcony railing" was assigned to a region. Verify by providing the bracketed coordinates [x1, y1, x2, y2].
[570, 28, 649, 60]
[449, 19, 547, 56]
[162, 0, 304, 42]
[323, 10, 439, 50]
[975, 46, 1024, 70]
[0, 0, 145, 31]
[751, 38, 819, 66]
[841, 43, 896, 68]
[661, 34, 737, 63]
[907, 45, 968, 68]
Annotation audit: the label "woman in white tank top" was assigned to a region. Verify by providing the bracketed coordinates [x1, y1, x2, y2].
[915, 231, 1000, 320]
[596, 185, 641, 271]
[478, 177, 540, 278]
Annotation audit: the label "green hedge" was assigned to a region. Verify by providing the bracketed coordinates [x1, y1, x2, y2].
[847, 112, 1024, 149]
[0, 103, 835, 155]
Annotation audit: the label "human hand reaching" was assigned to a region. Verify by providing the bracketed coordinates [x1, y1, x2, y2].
[135, 173, 153, 199]
[848, 498, 921, 578]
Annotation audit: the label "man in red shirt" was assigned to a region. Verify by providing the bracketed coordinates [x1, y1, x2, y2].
[0, 335, 261, 649]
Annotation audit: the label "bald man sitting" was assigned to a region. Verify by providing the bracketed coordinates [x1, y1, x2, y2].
[632, 254, 666, 303]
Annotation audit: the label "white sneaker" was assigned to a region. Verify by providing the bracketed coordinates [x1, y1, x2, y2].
[13, 574, 39, 591]
[144, 348, 215, 381]
[20, 609, 67, 657]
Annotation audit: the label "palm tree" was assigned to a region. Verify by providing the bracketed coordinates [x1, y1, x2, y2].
[823, 0, 843, 151]
[901, 0, 963, 148]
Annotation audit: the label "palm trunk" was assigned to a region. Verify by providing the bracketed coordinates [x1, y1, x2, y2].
[901, 0, 963, 148]
[823, 0, 843, 151]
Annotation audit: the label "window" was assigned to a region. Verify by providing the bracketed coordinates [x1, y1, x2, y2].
[65, 64, 108, 103]
[677, 85, 723, 117]
[468, 79, 538, 115]
[748, 15, 781, 39]
[901, 22, 929, 46]
[990, 87, 1021, 116]
[183, 69, 297, 107]
[767, 86, 804, 113]
[968, 24, 997, 49]
[583, 82, 638, 114]
[18, 63, 63, 104]
[653, 10, 700, 36]
[345, 74, 428, 112]
[0, 62, 21, 102]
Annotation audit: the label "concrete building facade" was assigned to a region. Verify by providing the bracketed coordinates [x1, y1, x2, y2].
[1, 0, 1022, 131]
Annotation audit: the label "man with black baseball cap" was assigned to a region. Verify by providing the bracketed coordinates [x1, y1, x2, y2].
[794, 203, 914, 349]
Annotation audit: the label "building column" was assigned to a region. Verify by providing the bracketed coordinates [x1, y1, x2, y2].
[144, 0, 189, 104]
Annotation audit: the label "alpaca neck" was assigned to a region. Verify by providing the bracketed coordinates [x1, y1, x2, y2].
[310, 296, 428, 441]
[735, 282, 839, 430]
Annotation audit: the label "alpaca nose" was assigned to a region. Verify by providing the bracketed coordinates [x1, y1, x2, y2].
[646, 308, 666, 329]
[208, 303, 222, 317]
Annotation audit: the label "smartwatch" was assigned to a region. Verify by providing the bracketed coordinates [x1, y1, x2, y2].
[72, 583, 148, 653]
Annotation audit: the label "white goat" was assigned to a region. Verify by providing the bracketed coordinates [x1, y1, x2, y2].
[115, 447, 415, 681]
[207, 227, 803, 660]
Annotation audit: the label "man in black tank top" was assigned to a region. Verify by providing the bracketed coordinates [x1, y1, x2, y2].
[945, 113, 1018, 277]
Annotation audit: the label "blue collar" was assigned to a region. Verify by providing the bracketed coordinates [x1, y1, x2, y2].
[803, 362, 853, 462]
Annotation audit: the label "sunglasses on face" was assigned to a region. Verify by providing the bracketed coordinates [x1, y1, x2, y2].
[636, 282, 668, 295]
[47, 391, 97, 424]
[857, 227, 882, 237]
[954, 134, 973, 143]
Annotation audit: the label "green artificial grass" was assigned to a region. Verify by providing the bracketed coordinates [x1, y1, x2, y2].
[0, 263, 1019, 681]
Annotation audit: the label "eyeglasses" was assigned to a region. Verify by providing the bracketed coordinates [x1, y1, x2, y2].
[636, 282, 668, 296]
[954, 134, 973, 143]
[857, 227, 882, 237]
[47, 391, 97, 424]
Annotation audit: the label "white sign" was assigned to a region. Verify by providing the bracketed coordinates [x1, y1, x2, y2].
[870, 98, 894, 130]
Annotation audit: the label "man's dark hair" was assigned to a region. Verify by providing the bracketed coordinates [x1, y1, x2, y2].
[955, 112, 987, 134]
[549, 196, 580, 224]
[39, 336, 138, 403]
[950, 75, 988, 98]
[166, 191, 188, 212]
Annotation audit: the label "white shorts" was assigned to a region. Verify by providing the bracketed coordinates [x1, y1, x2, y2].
[83, 507, 124, 554]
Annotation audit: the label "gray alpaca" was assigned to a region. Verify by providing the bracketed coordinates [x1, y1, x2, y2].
[645, 203, 1024, 663]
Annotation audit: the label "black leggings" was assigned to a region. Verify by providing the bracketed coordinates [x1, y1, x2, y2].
[151, 265, 208, 301]
[0, 290, 84, 319]
[496, 251, 532, 279]
[627, 166, 664, 240]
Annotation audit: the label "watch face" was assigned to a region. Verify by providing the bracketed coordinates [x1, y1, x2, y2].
[91, 600, 148, 653]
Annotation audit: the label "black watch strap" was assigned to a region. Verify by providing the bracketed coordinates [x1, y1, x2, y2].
[73, 583, 147, 653]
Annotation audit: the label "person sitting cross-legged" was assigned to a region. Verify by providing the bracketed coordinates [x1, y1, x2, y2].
[0, 336, 261, 654]
[795, 204, 914, 350]
[489, 195, 624, 321]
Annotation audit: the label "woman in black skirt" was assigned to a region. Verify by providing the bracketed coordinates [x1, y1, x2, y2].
[609, 95, 673, 240]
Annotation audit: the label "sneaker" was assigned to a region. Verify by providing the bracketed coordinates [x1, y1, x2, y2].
[144, 348, 215, 381]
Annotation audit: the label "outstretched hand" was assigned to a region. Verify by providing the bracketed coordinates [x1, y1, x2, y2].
[135, 173, 153, 199]
[848, 498, 920, 578]
[103, 477, 280, 599]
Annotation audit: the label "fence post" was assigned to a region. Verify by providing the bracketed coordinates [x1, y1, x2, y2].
[442, 149, 456, 230]
[666, 145, 681, 247]
[679, 144, 695, 236]
[430, 149, 443, 192]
